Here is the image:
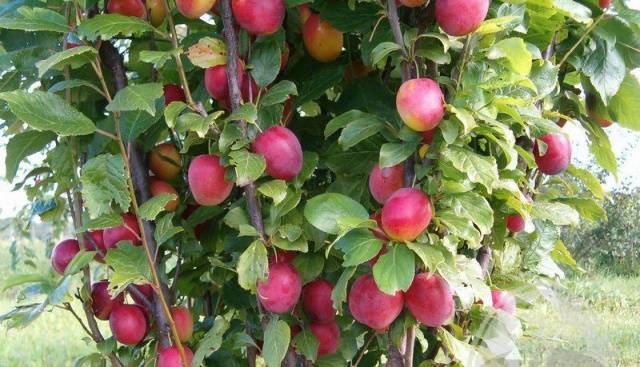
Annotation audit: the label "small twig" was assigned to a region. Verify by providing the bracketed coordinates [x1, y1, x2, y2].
[557, 13, 606, 68]
[455, 34, 471, 89]
[387, 0, 412, 81]
[62, 303, 94, 340]
[352, 332, 377, 366]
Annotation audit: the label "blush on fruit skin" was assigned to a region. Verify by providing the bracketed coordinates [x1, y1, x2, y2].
[368, 164, 405, 204]
[302, 279, 336, 322]
[599, 0, 611, 8]
[405, 273, 455, 327]
[188, 155, 234, 206]
[303, 14, 344, 63]
[130, 283, 154, 308]
[170, 306, 194, 342]
[163, 84, 186, 106]
[533, 133, 572, 176]
[257, 262, 302, 314]
[381, 188, 433, 242]
[149, 179, 180, 212]
[146, 0, 167, 27]
[149, 143, 182, 181]
[157, 346, 194, 367]
[396, 78, 445, 132]
[232, 0, 285, 35]
[176, 0, 216, 19]
[84, 230, 106, 262]
[506, 214, 525, 233]
[422, 129, 436, 145]
[109, 304, 148, 345]
[369, 212, 389, 242]
[348, 274, 404, 332]
[51, 239, 80, 275]
[252, 126, 303, 181]
[91, 280, 124, 320]
[268, 250, 298, 264]
[107, 0, 146, 18]
[435, 0, 490, 37]
[491, 290, 517, 315]
[310, 321, 341, 356]
[399, 0, 427, 7]
[298, 4, 312, 23]
[103, 213, 142, 249]
[204, 61, 244, 100]
[280, 43, 290, 72]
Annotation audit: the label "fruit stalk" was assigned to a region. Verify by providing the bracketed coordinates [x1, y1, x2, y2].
[97, 40, 189, 366]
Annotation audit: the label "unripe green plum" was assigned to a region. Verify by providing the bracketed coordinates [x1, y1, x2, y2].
[381, 188, 433, 242]
[187, 155, 234, 206]
[149, 143, 182, 181]
[348, 274, 403, 332]
[396, 78, 445, 132]
[146, 0, 167, 27]
[257, 262, 302, 313]
[51, 239, 80, 275]
[405, 273, 454, 327]
[232, 0, 285, 35]
[303, 14, 343, 63]
[435, 0, 489, 36]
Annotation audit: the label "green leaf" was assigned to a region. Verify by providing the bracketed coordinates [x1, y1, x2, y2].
[106, 83, 163, 116]
[237, 241, 268, 292]
[258, 180, 288, 204]
[293, 330, 319, 362]
[79, 212, 124, 232]
[370, 42, 402, 65]
[295, 63, 344, 107]
[225, 103, 258, 124]
[551, 239, 577, 270]
[583, 38, 626, 104]
[372, 245, 415, 295]
[406, 242, 445, 272]
[439, 192, 494, 235]
[164, 101, 188, 129]
[325, 110, 369, 138]
[316, 1, 380, 33]
[379, 142, 419, 168]
[80, 154, 131, 219]
[293, 151, 319, 189]
[304, 193, 369, 235]
[192, 316, 230, 366]
[104, 243, 151, 294]
[139, 49, 181, 69]
[553, 0, 592, 23]
[229, 149, 267, 186]
[581, 119, 617, 176]
[338, 117, 386, 150]
[263, 318, 291, 367]
[0, 90, 96, 136]
[487, 38, 532, 75]
[139, 194, 176, 221]
[78, 13, 156, 41]
[5, 130, 56, 182]
[334, 228, 383, 267]
[440, 146, 499, 193]
[261, 80, 298, 106]
[532, 201, 580, 226]
[36, 46, 98, 77]
[0, 6, 68, 33]
[609, 72, 640, 131]
[154, 213, 183, 245]
[292, 253, 325, 284]
[556, 197, 606, 222]
[64, 250, 97, 275]
[186, 37, 227, 68]
[119, 100, 163, 141]
[438, 327, 485, 366]
[566, 165, 605, 200]
[251, 38, 281, 88]
[48, 79, 103, 95]
[331, 267, 356, 314]
[437, 210, 482, 247]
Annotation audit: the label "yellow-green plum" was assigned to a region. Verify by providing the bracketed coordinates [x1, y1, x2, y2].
[149, 143, 182, 181]
[146, 0, 166, 27]
[303, 14, 343, 63]
[396, 78, 445, 132]
[176, 0, 216, 19]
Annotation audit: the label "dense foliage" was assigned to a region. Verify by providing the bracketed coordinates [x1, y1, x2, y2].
[1, 0, 639, 366]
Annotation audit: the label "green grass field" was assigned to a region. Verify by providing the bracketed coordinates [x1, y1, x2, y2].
[1, 239, 638, 366]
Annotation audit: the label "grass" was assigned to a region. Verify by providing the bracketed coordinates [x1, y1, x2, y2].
[1, 239, 638, 366]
